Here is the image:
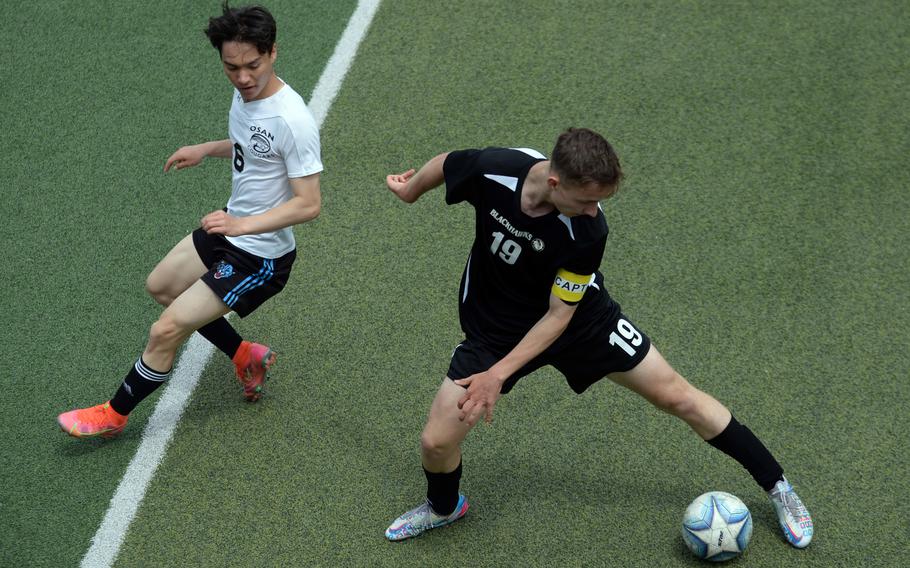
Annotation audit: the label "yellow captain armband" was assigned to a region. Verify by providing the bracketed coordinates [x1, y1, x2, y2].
[552, 269, 594, 303]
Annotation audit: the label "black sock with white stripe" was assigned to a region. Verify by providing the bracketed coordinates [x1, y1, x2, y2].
[109, 358, 171, 415]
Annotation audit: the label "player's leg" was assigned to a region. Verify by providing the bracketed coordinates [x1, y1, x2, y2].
[112, 280, 228, 418]
[421, 378, 475, 509]
[57, 280, 229, 439]
[609, 344, 813, 548]
[145, 233, 208, 306]
[386, 378, 473, 541]
[422, 377, 476, 472]
[141, 279, 231, 372]
[199, 238, 295, 401]
[608, 345, 730, 439]
[146, 230, 245, 363]
[146, 228, 278, 400]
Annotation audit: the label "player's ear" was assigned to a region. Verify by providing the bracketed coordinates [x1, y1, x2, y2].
[269, 44, 277, 62]
[547, 173, 560, 191]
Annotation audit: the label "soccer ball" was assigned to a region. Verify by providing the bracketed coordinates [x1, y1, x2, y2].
[682, 491, 753, 562]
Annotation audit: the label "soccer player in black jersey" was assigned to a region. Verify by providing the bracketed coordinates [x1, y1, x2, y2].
[383, 128, 813, 548]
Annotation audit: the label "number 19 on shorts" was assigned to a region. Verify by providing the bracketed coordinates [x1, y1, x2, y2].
[609, 318, 642, 357]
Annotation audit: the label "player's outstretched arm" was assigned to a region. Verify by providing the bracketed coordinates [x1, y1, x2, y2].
[386, 152, 450, 203]
[454, 294, 577, 425]
[164, 139, 233, 172]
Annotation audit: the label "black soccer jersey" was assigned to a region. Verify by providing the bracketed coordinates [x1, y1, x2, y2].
[444, 147, 616, 349]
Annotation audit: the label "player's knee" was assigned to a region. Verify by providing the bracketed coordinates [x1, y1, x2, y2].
[145, 275, 173, 306]
[651, 374, 697, 417]
[148, 314, 186, 346]
[420, 431, 456, 462]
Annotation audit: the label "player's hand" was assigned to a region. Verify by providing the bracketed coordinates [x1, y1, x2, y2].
[386, 169, 416, 202]
[164, 145, 206, 172]
[453, 371, 504, 426]
[201, 210, 245, 236]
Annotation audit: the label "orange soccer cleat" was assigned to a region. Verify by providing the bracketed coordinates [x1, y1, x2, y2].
[233, 341, 276, 401]
[57, 401, 128, 439]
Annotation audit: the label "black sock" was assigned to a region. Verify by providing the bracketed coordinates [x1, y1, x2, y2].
[197, 317, 243, 358]
[109, 358, 171, 415]
[425, 460, 463, 516]
[706, 415, 784, 492]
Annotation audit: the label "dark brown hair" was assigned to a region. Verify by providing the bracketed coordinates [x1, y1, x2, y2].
[205, 2, 277, 54]
[550, 127, 623, 189]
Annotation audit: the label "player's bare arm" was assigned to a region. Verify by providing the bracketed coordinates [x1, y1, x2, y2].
[454, 294, 577, 426]
[386, 152, 449, 203]
[201, 172, 321, 236]
[163, 139, 233, 172]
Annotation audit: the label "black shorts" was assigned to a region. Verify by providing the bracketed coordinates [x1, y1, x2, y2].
[192, 228, 296, 318]
[447, 309, 651, 394]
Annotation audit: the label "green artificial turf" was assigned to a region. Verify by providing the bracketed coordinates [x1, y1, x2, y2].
[2, 1, 907, 566]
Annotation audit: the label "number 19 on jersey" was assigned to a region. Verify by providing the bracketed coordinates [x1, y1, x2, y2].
[491, 231, 521, 265]
[610, 318, 642, 357]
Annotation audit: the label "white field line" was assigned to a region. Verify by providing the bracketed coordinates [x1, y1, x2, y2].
[80, 2, 381, 567]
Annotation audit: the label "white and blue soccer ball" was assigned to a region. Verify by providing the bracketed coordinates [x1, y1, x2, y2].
[682, 491, 753, 562]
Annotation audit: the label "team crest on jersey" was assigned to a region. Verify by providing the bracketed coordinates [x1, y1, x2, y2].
[214, 261, 234, 280]
[251, 133, 272, 154]
[531, 238, 545, 252]
[248, 125, 277, 158]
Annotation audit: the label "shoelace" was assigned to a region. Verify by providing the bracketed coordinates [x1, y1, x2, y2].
[398, 502, 429, 526]
[774, 484, 808, 520]
[788, 496, 809, 520]
[85, 405, 115, 427]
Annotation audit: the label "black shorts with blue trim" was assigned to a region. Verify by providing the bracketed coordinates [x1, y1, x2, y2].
[192, 228, 296, 318]
[447, 306, 651, 395]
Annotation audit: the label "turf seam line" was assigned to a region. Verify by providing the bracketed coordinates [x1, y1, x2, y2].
[80, 2, 382, 567]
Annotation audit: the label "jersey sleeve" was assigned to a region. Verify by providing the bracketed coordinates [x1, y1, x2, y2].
[551, 235, 607, 304]
[278, 112, 323, 178]
[443, 149, 484, 205]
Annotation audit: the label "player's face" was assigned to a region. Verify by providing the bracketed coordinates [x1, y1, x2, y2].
[551, 179, 617, 218]
[220, 41, 277, 102]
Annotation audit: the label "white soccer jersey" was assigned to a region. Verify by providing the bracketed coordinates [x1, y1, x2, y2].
[225, 81, 323, 258]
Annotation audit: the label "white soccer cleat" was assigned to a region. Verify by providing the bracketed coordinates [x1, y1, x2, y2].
[385, 495, 469, 541]
[768, 477, 814, 548]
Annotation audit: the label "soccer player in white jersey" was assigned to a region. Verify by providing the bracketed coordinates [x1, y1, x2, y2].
[58, 3, 322, 438]
[383, 128, 813, 549]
